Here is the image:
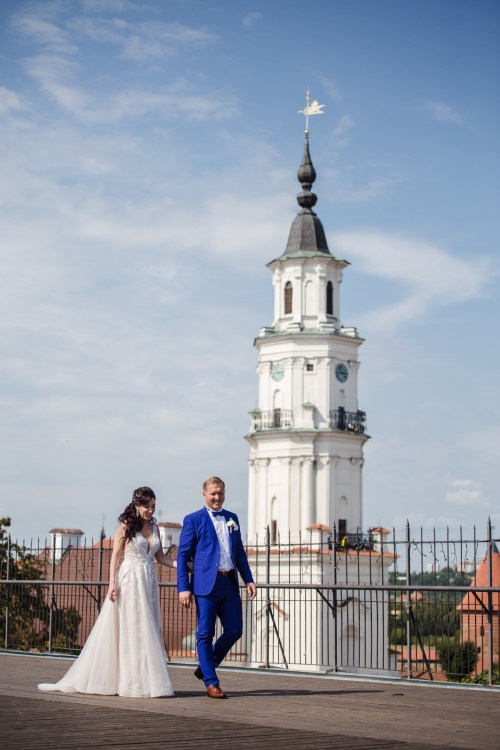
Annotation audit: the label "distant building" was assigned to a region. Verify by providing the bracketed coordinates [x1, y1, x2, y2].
[48, 528, 84, 563]
[457, 544, 500, 676]
[244, 129, 395, 675]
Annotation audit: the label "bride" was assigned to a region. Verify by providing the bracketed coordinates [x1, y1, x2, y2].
[39, 487, 176, 697]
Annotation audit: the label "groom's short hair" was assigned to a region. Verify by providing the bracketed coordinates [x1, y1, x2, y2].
[203, 476, 225, 491]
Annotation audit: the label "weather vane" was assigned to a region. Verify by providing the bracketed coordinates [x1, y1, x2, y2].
[298, 90, 325, 135]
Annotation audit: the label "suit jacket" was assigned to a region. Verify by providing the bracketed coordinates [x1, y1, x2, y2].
[177, 507, 254, 596]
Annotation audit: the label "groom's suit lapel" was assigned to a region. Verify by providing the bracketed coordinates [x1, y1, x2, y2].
[202, 507, 219, 545]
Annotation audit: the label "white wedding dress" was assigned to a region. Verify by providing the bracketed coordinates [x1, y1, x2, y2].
[38, 526, 174, 697]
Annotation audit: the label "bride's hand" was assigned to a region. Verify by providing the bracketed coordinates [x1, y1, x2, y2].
[107, 583, 118, 603]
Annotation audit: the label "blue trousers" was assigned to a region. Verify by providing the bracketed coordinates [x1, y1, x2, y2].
[195, 573, 243, 687]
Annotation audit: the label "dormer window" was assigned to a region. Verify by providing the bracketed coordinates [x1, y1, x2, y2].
[326, 280, 333, 316]
[284, 281, 293, 315]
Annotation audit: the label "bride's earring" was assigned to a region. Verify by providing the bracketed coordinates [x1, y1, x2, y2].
[136, 507, 139, 517]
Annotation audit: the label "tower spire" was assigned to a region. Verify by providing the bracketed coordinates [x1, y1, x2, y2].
[297, 135, 317, 210]
[296, 91, 324, 210]
[278, 92, 329, 258]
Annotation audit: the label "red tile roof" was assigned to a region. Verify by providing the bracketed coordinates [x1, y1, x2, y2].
[457, 551, 500, 612]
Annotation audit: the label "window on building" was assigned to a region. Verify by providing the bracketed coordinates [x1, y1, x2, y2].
[306, 363, 314, 372]
[326, 280, 333, 316]
[271, 520, 278, 544]
[284, 281, 293, 315]
[338, 518, 347, 541]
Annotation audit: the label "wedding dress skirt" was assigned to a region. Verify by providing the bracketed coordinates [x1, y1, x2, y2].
[38, 527, 174, 697]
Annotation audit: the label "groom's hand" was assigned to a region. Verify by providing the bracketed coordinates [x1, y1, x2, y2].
[179, 591, 193, 608]
[246, 583, 257, 601]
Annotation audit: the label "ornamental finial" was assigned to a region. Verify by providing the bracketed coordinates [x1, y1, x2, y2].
[298, 90, 325, 135]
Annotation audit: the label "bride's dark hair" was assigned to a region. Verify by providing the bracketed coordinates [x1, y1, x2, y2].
[118, 486, 157, 543]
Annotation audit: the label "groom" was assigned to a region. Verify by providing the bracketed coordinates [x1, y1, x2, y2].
[177, 476, 256, 698]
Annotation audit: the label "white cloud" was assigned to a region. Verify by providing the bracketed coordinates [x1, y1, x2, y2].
[330, 115, 356, 153]
[329, 231, 491, 331]
[445, 479, 488, 506]
[333, 115, 355, 137]
[21, 53, 239, 123]
[243, 13, 262, 29]
[12, 12, 79, 55]
[68, 18, 218, 60]
[0, 87, 27, 115]
[316, 74, 341, 100]
[82, 0, 142, 11]
[422, 101, 463, 125]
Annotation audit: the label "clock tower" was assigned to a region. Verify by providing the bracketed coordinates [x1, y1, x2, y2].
[246, 133, 368, 545]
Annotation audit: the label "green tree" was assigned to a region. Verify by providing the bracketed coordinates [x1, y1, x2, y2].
[0, 518, 81, 652]
[438, 639, 477, 681]
[463, 663, 500, 685]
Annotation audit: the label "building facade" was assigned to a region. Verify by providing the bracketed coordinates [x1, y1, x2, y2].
[244, 133, 396, 675]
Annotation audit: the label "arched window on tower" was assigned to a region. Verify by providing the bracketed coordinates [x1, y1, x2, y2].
[326, 280, 333, 316]
[284, 281, 293, 315]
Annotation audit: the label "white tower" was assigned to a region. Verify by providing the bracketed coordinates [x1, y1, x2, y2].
[246, 134, 368, 545]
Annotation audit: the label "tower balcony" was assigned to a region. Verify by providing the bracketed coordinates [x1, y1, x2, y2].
[329, 407, 366, 434]
[250, 409, 293, 432]
[249, 407, 367, 433]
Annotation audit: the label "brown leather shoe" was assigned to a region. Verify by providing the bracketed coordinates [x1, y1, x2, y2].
[206, 684, 227, 699]
[194, 665, 204, 681]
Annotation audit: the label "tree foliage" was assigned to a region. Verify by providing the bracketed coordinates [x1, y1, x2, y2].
[0, 518, 81, 652]
[438, 639, 477, 681]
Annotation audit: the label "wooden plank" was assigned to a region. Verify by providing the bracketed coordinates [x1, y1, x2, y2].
[1, 655, 498, 749]
[0, 694, 456, 750]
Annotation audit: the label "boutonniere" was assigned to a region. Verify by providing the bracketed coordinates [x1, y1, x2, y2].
[227, 518, 239, 534]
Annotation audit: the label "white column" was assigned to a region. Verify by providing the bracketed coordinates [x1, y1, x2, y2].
[256, 458, 270, 540]
[292, 357, 305, 423]
[316, 358, 329, 427]
[301, 457, 315, 531]
[316, 455, 330, 527]
[247, 459, 256, 542]
[292, 266, 303, 327]
[329, 455, 340, 532]
[279, 457, 291, 536]
[290, 458, 302, 538]
[272, 267, 281, 326]
[349, 457, 364, 531]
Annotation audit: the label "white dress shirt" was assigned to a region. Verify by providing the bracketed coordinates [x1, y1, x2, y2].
[206, 507, 234, 572]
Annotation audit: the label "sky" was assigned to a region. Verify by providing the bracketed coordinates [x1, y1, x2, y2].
[0, 0, 499, 545]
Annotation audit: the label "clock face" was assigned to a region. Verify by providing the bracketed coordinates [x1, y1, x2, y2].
[335, 363, 348, 383]
[270, 361, 285, 382]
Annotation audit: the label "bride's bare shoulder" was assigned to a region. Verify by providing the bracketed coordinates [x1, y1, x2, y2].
[113, 524, 127, 540]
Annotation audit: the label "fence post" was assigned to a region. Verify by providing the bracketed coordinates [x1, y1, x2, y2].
[5, 534, 11, 650]
[265, 525, 271, 669]
[48, 533, 56, 653]
[97, 534, 103, 615]
[406, 520, 412, 679]
[333, 522, 338, 672]
[487, 517, 493, 687]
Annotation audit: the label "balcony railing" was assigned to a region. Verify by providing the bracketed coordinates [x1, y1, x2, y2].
[250, 409, 292, 431]
[329, 407, 366, 433]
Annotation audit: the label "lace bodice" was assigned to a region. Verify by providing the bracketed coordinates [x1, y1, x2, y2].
[124, 526, 160, 563]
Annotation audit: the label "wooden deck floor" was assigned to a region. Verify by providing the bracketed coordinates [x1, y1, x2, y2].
[0, 655, 498, 750]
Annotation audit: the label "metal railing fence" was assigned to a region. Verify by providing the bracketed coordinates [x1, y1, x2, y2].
[1, 520, 499, 685]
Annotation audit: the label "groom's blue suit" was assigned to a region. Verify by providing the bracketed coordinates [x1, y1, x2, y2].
[177, 507, 254, 687]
